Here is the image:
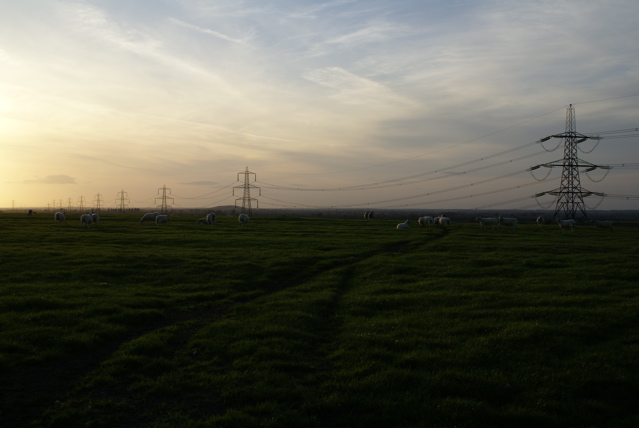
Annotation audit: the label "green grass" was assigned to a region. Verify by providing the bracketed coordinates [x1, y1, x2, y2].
[0, 212, 638, 427]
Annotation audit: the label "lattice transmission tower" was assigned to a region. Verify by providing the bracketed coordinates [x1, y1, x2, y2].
[77, 196, 86, 212]
[535, 104, 604, 221]
[155, 185, 174, 214]
[115, 189, 130, 214]
[233, 167, 260, 215]
[93, 193, 103, 212]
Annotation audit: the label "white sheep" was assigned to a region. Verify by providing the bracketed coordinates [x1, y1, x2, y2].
[139, 212, 160, 224]
[54, 212, 65, 224]
[364, 211, 374, 221]
[418, 216, 434, 227]
[591, 219, 613, 232]
[555, 218, 576, 233]
[155, 214, 169, 225]
[206, 213, 216, 225]
[80, 214, 93, 228]
[197, 217, 208, 225]
[499, 216, 518, 230]
[238, 213, 249, 224]
[396, 220, 410, 230]
[27, 209, 34, 216]
[536, 216, 545, 226]
[91, 212, 100, 225]
[437, 216, 450, 229]
[475, 217, 500, 230]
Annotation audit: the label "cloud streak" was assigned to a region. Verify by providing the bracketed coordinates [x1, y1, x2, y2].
[21, 175, 77, 185]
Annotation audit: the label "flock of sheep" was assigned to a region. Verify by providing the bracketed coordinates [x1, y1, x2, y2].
[50, 211, 249, 227]
[391, 212, 613, 233]
[47, 210, 613, 232]
[53, 211, 100, 228]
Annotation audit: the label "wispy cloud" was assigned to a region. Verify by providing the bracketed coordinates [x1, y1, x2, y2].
[169, 18, 250, 44]
[21, 175, 76, 185]
[303, 66, 418, 108]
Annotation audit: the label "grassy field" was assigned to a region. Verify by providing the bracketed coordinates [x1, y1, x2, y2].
[1, 212, 638, 427]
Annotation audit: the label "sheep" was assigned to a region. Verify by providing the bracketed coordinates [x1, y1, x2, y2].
[498, 216, 518, 230]
[591, 219, 613, 232]
[536, 216, 545, 226]
[555, 218, 576, 233]
[155, 214, 169, 225]
[396, 220, 410, 230]
[206, 212, 216, 225]
[418, 216, 434, 227]
[364, 211, 374, 221]
[139, 212, 160, 224]
[91, 212, 100, 225]
[437, 216, 451, 230]
[197, 217, 208, 225]
[27, 209, 33, 216]
[54, 212, 65, 224]
[80, 214, 93, 228]
[238, 213, 249, 224]
[475, 217, 500, 230]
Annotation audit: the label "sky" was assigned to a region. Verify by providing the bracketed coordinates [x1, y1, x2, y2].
[1, 0, 638, 212]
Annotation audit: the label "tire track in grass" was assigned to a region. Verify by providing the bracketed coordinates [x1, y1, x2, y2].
[10, 232, 450, 426]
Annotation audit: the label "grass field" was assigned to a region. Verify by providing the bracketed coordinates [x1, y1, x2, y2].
[1, 212, 638, 427]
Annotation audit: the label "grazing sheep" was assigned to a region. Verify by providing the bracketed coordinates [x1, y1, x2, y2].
[238, 213, 249, 224]
[155, 214, 169, 225]
[475, 217, 500, 230]
[555, 218, 576, 233]
[80, 214, 93, 228]
[27, 209, 33, 216]
[536, 216, 545, 226]
[364, 211, 374, 221]
[197, 217, 208, 225]
[591, 219, 613, 232]
[418, 216, 434, 227]
[437, 216, 451, 230]
[396, 220, 410, 230]
[139, 212, 160, 224]
[91, 212, 100, 225]
[206, 212, 216, 225]
[54, 212, 65, 224]
[498, 216, 518, 230]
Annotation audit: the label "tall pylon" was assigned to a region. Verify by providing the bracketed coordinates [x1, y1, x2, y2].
[155, 185, 174, 214]
[536, 104, 603, 221]
[77, 196, 86, 212]
[115, 189, 130, 214]
[233, 167, 260, 215]
[67, 197, 73, 212]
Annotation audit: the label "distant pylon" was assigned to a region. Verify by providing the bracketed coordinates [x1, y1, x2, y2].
[93, 193, 103, 212]
[536, 104, 603, 220]
[115, 189, 130, 214]
[155, 185, 174, 214]
[67, 197, 73, 212]
[77, 196, 86, 212]
[233, 167, 260, 215]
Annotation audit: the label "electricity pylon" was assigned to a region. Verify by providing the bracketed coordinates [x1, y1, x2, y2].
[155, 185, 174, 214]
[233, 167, 260, 215]
[93, 193, 103, 212]
[535, 104, 603, 220]
[115, 189, 130, 214]
[77, 196, 86, 212]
